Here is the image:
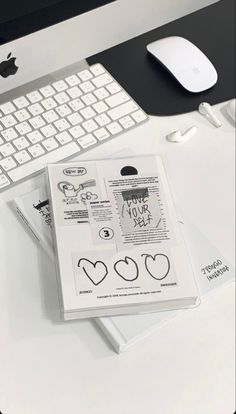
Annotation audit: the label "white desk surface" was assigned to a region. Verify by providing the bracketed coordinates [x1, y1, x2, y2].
[0, 102, 235, 414]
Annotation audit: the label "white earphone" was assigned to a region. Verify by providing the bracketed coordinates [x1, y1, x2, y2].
[166, 126, 198, 143]
[198, 102, 222, 128]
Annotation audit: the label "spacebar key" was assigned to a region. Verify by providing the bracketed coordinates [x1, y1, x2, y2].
[8, 142, 80, 182]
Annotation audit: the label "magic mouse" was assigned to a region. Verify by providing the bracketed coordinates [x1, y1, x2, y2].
[147, 36, 218, 93]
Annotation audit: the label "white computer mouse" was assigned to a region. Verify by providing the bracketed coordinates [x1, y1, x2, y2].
[147, 36, 218, 93]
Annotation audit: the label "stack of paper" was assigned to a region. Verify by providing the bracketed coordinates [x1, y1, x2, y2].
[45, 155, 198, 319]
[14, 156, 234, 352]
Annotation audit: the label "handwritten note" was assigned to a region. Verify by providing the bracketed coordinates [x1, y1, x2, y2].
[119, 187, 161, 231]
[33, 199, 52, 228]
[106, 175, 175, 247]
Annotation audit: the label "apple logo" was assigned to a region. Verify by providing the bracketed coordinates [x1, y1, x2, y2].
[0, 53, 19, 78]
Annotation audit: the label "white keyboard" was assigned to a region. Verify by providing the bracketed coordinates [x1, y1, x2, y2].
[0, 63, 148, 191]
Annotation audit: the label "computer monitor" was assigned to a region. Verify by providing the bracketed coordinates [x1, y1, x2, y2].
[0, 0, 215, 95]
[0, 0, 121, 94]
[0, 1, 116, 44]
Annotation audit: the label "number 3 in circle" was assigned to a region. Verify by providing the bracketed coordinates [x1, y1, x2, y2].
[99, 227, 114, 240]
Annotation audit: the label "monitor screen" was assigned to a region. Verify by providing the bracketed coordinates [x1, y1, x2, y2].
[0, 0, 116, 44]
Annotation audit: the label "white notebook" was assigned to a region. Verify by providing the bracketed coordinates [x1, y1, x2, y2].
[45, 155, 198, 319]
[14, 183, 234, 352]
[97, 216, 235, 351]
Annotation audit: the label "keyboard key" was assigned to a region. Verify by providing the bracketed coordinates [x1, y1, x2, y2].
[28, 144, 45, 158]
[41, 125, 57, 138]
[131, 110, 148, 123]
[15, 122, 32, 135]
[0, 156, 17, 171]
[94, 87, 109, 100]
[43, 110, 59, 123]
[14, 150, 31, 164]
[13, 96, 29, 109]
[80, 81, 95, 93]
[42, 137, 59, 152]
[56, 104, 72, 117]
[119, 115, 135, 129]
[0, 143, 15, 157]
[13, 137, 30, 150]
[0, 174, 10, 189]
[80, 107, 96, 120]
[27, 91, 42, 103]
[41, 98, 57, 110]
[13, 96, 30, 109]
[92, 73, 113, 88]
[54, 92, 70, 105]
[106, 82, 121, 95]
[56, 131, 72, 145]
[105, 91, 129, 108]
[77, 134, 97, 149]
[108, 101, 138, 121]
[65, 75, 80, 87]
[53, 80, 68, 92]
[69, 125, 85, 139]
[8, 142, 80, 182]
[28, 103, 44, 116]
[106, 122, 123, 135]
[0, 102, 16, 115]
[90, 64, 105, 76]
[68, 99, 84, 112]
[15, 109, 30, 122]
[27, 131, 44, 144]
[67, 113, 83, 126]
[29, 116, 46, 129]
[82, 119, 98, 133]
[95, 113, 111, 127]
[54, 118, 70, 132]
[93, 101, 108, 114]
[1, 128, 18, 142]
[81, 93, 97, 106]
[1, 115, 17, 128]
[40, 85, 55, 97]
[94, 128, 110, 141]
[67, 87, 82, 99]
[77, 69, 93, 82]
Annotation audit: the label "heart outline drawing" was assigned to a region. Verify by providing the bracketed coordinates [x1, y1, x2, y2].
[142, 253, 170, 280]
[114, 256, 139, 282]
[78, 258, 108, 286]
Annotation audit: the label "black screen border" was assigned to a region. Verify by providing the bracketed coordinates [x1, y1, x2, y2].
[0, 0, 116, 45]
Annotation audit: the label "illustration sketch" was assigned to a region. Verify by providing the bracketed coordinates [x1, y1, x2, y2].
[78, 258, 108, 286]
[80, 191, 98, 204]
[114, 256, 139, 282]
[58, 179, 96, 198]
[142, 253, 170, 280]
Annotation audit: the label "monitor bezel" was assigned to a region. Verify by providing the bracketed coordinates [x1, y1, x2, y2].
[0, 0, 116, 45]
